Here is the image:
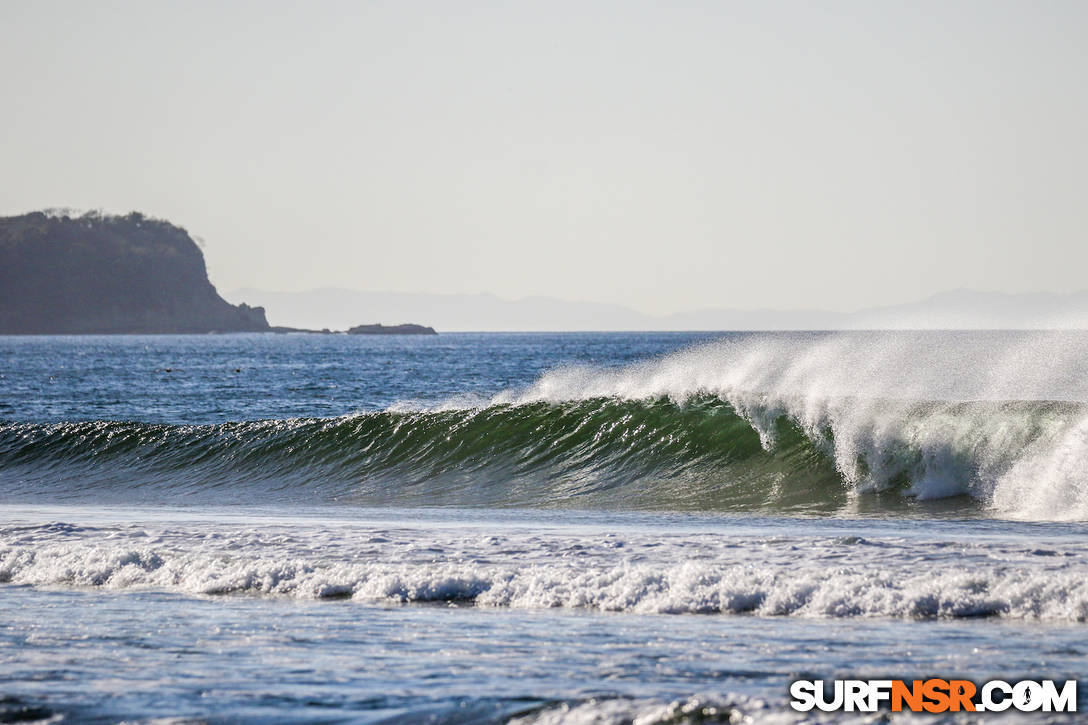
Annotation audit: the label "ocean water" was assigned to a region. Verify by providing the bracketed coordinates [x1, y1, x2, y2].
[2, 331, 1088, 723]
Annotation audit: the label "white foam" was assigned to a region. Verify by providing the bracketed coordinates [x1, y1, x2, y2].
[508, 695, 791, 725]
[508, 693, 1030, 725]
[4, 520, 1088, 621]
[487, 332, 1088, 519]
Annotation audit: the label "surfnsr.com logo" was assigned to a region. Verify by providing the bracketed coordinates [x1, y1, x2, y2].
[790, 679, 1077, 713]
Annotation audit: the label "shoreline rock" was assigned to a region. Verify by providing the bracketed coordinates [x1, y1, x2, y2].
[347, 323, 437, 335]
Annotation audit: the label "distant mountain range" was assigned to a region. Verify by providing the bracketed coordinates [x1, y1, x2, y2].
[225, 287, 1088, 332]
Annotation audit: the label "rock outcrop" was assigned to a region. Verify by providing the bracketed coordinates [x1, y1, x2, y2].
[347, 323, 437, 335]
[0, 211, 270, 334]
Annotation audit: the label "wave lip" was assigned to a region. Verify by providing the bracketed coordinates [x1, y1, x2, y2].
[485, 332, 1088, 520]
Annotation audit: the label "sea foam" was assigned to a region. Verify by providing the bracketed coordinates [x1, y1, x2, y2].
[3, 519, 1087, 621]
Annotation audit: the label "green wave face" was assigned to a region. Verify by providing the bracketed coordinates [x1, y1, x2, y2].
[4, 395, 1084, 518]
[0, 398, 843, 513]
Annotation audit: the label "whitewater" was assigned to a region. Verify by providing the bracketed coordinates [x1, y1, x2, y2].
[2, 331, 1087, 722]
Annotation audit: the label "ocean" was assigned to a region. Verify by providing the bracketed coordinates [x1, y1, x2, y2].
[2, 331, 1087, 723]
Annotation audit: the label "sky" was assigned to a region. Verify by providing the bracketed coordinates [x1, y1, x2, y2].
[2, 0, 1086, 316]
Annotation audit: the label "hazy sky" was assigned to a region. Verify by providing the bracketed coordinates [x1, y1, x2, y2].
[2, 1, 1086, 315]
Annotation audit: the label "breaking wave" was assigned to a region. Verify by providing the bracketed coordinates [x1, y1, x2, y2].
[5, 332, 1088, 520]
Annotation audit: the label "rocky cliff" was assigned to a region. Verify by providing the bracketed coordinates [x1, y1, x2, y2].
[0, 211, 269, 334]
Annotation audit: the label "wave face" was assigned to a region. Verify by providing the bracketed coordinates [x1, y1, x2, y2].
[0, 399, 842, 512]
[5, 332, 1088, 519]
